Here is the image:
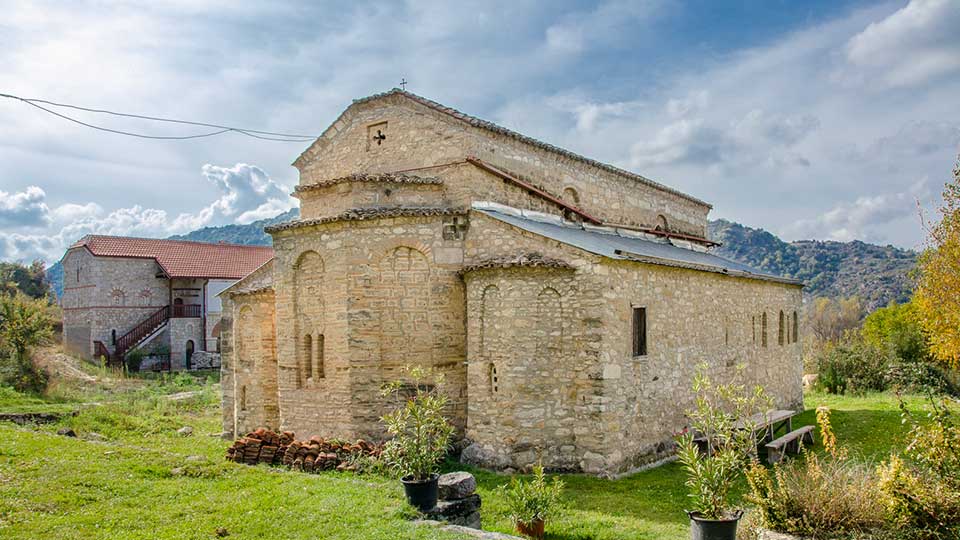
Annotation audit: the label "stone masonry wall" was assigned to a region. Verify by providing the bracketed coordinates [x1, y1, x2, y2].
[294, 95, 709, 237]
[462, 212, 803, 474]
[60, 248, 169, 359]
[463, 266, 607, 472]
[600, 261, 804, 473]
[270, 213, 468, 441]
[298, 181, 448, 220]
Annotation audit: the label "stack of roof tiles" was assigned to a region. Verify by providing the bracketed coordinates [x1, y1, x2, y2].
[225, 428, 381, 473]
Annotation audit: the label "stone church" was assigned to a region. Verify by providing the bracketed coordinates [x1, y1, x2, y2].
[220, 89, 803, 475]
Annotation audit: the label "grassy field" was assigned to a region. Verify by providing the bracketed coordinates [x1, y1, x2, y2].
[0, 369, 934, 540]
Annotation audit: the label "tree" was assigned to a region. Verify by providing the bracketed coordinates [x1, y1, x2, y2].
[0, 293, 54, 363]
[0, 260, 51, 299]
[915, 156, 960, 368]
[0, 293, 54, 393]
[862, 301, 928, 364]
[806, 296, 862, 343]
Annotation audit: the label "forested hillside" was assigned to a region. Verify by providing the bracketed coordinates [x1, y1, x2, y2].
[709, 219, 917, 310]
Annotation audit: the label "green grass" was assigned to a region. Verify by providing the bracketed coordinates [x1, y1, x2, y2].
[0, 381, 934, 540]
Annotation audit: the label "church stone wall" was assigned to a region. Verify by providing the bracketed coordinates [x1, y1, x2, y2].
[461, 212, 802, 474]
[222, 291, 279, 437]
[269, 213, 468, 441]
[463, 267, 606, 472]
[298, 181, 448, 220]
[598, 262, 804, 473]
[294, 96, 709, 237]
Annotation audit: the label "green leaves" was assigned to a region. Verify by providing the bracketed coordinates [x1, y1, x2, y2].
[500, 463, 564, 526]
[380, 366, 455, 482]
[676, 364, 771, 519]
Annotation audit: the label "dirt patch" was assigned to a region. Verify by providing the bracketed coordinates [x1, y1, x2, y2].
[31, 348, 96, 384]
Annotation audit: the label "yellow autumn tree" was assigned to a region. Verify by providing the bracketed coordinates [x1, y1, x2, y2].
[914, 155, 960, 368]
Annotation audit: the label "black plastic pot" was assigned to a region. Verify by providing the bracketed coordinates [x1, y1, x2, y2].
[687, 510, 743, 540]
[401, 474, 439, 512]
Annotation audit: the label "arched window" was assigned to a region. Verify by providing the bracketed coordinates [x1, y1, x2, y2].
[302, 334, 313, 385]
[761, 312, 768, 348]
[316, 334, 325, 379]
[111, 329, 117, 345]
[562, 188, 582, 223]
[792, 311, 799, 344]
[778, 311, 785, 346]
[656, 214, 668, 231]
[239, 386, 247, 411]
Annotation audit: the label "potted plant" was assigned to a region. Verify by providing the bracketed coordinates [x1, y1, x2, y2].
[501, 462, 564, 539]
[676, 364, 771, 540]
[381, 366, 455, 512]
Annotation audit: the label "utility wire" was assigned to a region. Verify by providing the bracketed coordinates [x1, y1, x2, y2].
[0, 92, 318, 142]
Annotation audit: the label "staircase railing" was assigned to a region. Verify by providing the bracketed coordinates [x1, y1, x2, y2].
[115, 305, 170, 360]
[172, 304, 201, 318]
[93, 341, 111, 364]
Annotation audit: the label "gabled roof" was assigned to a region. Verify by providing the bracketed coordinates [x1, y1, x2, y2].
[295, 89, 711, 209]
[474, 206, 801, 286]
[68, 235, 274, 280]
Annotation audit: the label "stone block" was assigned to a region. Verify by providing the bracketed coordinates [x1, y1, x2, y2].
[438, 472, 477, 500]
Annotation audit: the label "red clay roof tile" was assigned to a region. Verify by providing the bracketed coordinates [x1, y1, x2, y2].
[69, 235, 273, 279]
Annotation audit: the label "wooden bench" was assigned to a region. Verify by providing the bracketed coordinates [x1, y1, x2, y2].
[765, 425, 814, 464]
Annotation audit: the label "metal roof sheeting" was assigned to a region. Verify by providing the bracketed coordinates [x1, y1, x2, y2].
[475, 207, 801, 286]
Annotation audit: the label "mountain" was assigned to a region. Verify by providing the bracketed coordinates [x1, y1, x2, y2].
[709, 219, 917, 311]
[46, 210, 917, 311]
[167, 208, 299, 245]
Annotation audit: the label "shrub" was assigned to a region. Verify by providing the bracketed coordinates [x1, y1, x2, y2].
[745, 408, 886, 537]
[676, 364, 771, 520]
[876, 397, 960, 539]
[0, 293, 54, 393]
[815, 339, 893, 395]
[500, 462, 564, 529]
[380, 365, 454, 481]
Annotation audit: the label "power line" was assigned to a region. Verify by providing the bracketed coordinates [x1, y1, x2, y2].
[0, 92, 319, 142]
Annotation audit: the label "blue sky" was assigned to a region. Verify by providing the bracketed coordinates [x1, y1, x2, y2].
[0, 0, 958, 262]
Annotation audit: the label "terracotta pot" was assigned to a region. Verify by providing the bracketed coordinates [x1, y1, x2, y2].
[516, 518, 545, 539]
[401, 474, 439, 512]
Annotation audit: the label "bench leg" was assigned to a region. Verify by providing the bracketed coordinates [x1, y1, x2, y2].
[802, 430, 814, 446]
[766, 447, 783, 465]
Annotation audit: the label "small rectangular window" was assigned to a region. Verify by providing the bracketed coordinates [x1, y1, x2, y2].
[632, 307, 647, 357]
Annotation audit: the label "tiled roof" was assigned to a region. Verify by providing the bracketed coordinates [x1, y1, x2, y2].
[336, 89, 711, 209]
[294, 173, 442, 194]
[69, 235, 274, 279]
[461, 253, 574, 274]
[265, 206, 465, 233]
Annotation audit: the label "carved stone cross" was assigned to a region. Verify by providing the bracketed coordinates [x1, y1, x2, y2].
[373, 129, 386, 145]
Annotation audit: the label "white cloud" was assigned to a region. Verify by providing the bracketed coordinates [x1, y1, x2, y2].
[200, 163, 295, 225]
[0, 163, 295, 262]
[787, 178, 932, 243]
[0, 186, 51, 228]
[846, 0, 960, 87]
[50, 202, 103, 223]
[628, 107, 819, 169]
